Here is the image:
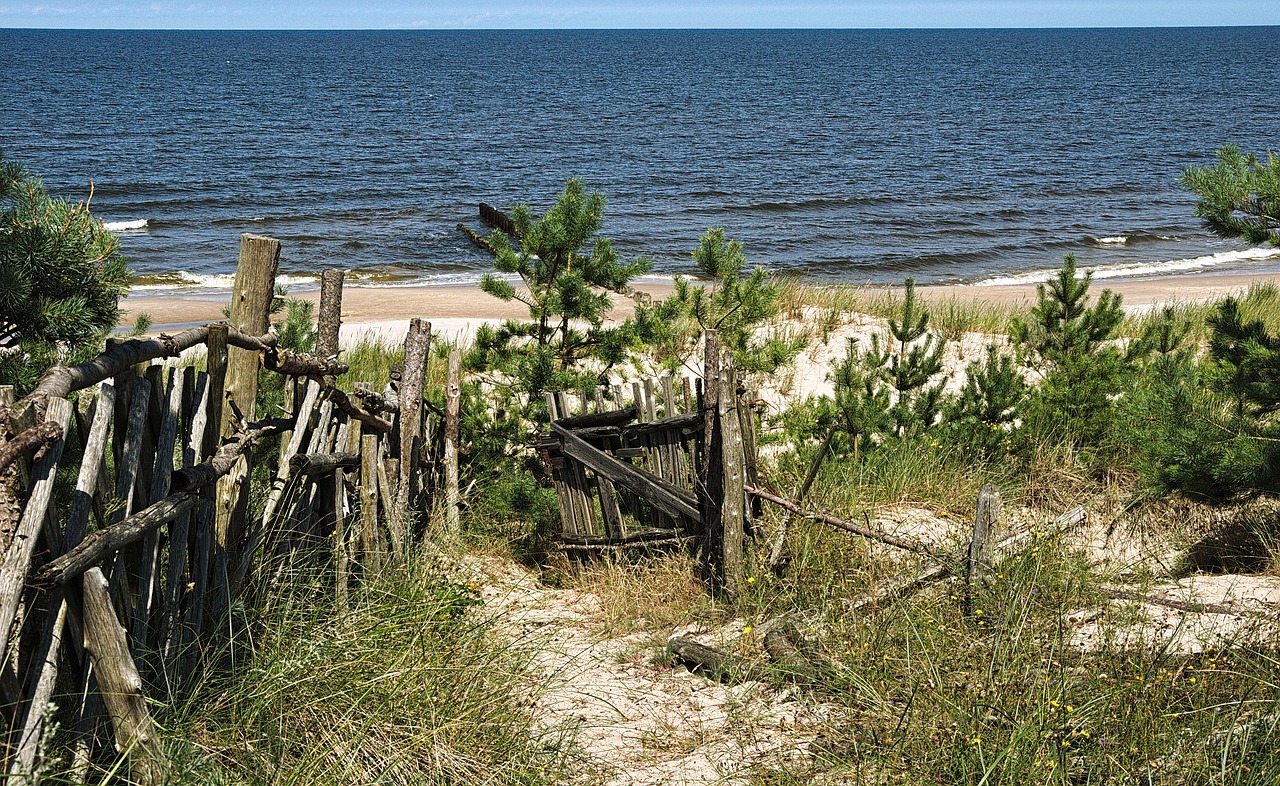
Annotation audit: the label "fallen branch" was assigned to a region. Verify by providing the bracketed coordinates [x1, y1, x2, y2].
[0, 420, 63, 474]
[846, 505, 1088, 613]
[748, 486, 949, 560]
[1101, 586, 1263, 618]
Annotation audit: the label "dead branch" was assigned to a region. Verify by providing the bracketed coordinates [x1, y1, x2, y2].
[749, 486, 949, 560]
[169, 418, 289, 493]
[0, 420, 63, 474]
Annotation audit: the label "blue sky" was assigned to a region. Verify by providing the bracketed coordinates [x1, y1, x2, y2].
[1, 1, 1276, 29]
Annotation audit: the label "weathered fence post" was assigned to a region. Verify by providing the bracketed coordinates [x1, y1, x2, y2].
[697, 331, 746, 597]
[360, 433, 381, 572]
[216, 233, 280, 564]
[444, 347, 462, 537]
[395, 318, 431, 548]
[718, 351, 746, 598]
[965, 483, 1000, 617]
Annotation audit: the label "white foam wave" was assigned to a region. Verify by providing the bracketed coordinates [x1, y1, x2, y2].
[130, 272, 319, 291]
[104, 219, 148, 232]
[1092, 235, 1129, 245]
[975, 247, 1280, 287]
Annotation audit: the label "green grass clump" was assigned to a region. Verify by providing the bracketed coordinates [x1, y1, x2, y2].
[162, 560, 576, 785]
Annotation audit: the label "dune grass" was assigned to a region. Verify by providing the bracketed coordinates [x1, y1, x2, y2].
[157, 554, 578, 786]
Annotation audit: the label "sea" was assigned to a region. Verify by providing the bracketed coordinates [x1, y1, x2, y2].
[3, 27, 1279, 293]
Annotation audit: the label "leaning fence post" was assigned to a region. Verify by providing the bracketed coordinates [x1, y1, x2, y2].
[965, 483, 1000, 617]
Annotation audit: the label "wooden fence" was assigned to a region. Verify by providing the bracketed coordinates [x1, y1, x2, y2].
[0, 235, 452, 784]
[539, 332, 761, 594]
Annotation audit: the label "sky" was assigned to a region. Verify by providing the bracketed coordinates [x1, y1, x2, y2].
[0, 0, 1277, 29]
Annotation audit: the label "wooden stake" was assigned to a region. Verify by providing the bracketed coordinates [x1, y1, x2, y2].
[218, 234, 280, 562]
[360, 433, 380, 572]
[965, 484, 1000, 617]
[444, 348, 462, 538]
[396, 318, 431, 542]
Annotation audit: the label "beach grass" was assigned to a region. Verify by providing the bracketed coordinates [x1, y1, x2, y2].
[158, 553, 579, 786]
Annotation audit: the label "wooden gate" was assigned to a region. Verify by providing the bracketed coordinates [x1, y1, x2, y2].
[539, 335, 760, 570]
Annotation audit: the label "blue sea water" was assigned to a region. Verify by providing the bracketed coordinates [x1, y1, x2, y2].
[2, 27, 1279, 291]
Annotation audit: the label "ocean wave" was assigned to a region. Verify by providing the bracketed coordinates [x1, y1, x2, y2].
[130, 271, 320, 291]
[1085, 232, 1185, 247]
[975, 246, 1280, 287]
[103, 219, 148, 232]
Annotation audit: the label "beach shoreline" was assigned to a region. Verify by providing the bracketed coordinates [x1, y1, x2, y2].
[118, 270, 1280, 339]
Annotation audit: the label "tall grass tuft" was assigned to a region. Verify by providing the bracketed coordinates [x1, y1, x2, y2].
[163, 558, 577, 785]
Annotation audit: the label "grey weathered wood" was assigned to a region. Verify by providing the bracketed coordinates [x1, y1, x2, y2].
[545, 394, 579, 537]
[0, 398, 71, 661]
[79, 567, 165, 785]
[334, 420, 360, 608]
[718, 358, 746, 598]
[37, 494, 198, 586]
[557, 393, 596, 534]
[444, 347, 461, 537]
[965, 484, 1000, 616]
[132, 366, 185, 655]
[253, 381, 321, 530]
[201, 325, 228, 471]
[112, 375, 153, 523]
[180, 498, 214, 673]
[66, 383, 117, 547]
[845, 505, 1087, 613]
[698, 332, 723, 580]
[396, 319, 431, 528]
[360, 433, 381, 571]
[9, 592, 68, 783]
[553, 423, 699, 523]
[9, 389, 109, 783]
[170, 419, 290, 495]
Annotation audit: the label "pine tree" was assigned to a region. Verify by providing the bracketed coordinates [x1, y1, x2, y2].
[943, 344, 1026, 455]
[470, 178, 651, 398]
[1181, 144, 1280, 247]
[830, 278, 949, 449]
[0, 151, 131, 392]
[1011, 254, 1124, 445]
[635, 228, 805, 373]
[883, 278, 946, 435]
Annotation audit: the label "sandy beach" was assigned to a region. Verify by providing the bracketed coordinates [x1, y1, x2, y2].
[120, 271, 1280, 343]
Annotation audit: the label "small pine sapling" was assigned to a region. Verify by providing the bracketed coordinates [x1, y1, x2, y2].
[636, 228, 805, 373]
[1010, 254, 1125, 446]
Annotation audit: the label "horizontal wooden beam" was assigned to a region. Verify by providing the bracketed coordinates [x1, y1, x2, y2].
[552, 422, 699, 523]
